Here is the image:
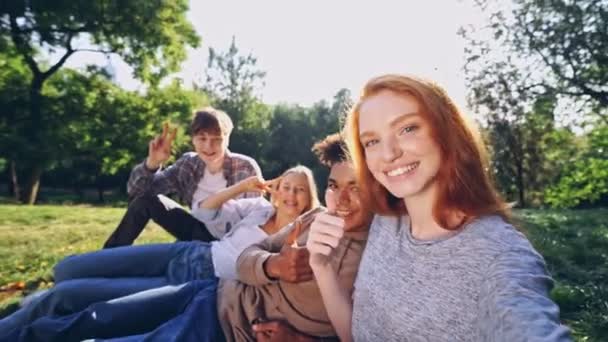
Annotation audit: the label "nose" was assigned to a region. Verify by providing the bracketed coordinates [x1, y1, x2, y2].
[381, 136, 402, 163]
[337, 188, 350, 205]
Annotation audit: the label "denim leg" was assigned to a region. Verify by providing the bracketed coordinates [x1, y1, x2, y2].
[54, 242, 198, 282]
[14, 280, 217, 342]
[166, 242, 215, 284]
[91, 279, 223, 342]
[0, 277, 166, 341]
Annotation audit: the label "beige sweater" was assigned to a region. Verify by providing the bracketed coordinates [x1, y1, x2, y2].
[217, 220, 368, 342]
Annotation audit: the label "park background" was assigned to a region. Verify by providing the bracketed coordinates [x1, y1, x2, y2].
[0, 0, 606, 340]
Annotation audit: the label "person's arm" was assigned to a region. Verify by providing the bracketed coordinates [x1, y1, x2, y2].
[202, 177, 263, 210]
[237, 215, 317, 285]
[478, 246, 572, 341]
[126, 155, 186, 199]
[306, 213, 354, 342]
[236, 222, 294, 285]
[127, 123, 181, 198]
[190, 176, 269, 238]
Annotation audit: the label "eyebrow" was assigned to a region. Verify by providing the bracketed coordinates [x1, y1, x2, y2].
[359, 111, 420, 139]
[327, 178, 357, 186]
[389, 112, 420, 128]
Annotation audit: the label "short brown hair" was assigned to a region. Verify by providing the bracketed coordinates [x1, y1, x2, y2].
[190, 107, 234, 137]
[345, 74, 510, 228]
[311, 133, 348, 167]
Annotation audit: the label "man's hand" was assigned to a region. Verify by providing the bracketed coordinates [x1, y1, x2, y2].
[264, 244, 313, 283]
[264, 219, 314, 283]
[306, 212, 345, 270]
[146, 122, 177, 170]
[253, 320, 316, 342]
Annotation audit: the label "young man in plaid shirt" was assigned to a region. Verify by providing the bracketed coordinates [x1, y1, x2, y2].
[103, 107, 262, 248]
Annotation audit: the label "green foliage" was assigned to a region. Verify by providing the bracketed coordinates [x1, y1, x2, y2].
[39, 71, 207, 201]
[463, 0, 608, 207]
[545, 125, 608, 208]
[1, 0, 200, 83]
[464, 0, 608, 120]
[509, 0, 608, 113]
[520, 209, 608, 341]
[258, 91, 351, 195]
[200, 37, 272, 161]
[1, 0, 200, 203]
[0, 45, 30, 156]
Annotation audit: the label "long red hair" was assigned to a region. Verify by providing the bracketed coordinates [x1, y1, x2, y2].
[345, 74, 510, 228]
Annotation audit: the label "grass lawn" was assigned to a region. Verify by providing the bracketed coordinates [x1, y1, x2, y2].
[0, 204, 173, 318]
[0, 205, 606, 341]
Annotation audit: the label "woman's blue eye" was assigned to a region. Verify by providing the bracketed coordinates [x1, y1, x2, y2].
[363, 139, 378, 148]
[400, 125, 418, 135]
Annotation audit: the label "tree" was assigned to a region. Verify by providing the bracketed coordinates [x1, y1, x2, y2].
[461, 0, 608, 207]
[260, 89, 352, 194]
[0, 41, 32, 200]
[464, 0, 608, 123]
[200, 37, 271, 162]
[545, 124, 608, 208]
[0, 0, 200, 203]
[39, 71, 207, 203]
[510, 0, 608, 116]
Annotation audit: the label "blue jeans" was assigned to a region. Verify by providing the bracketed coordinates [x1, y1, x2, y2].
[2, 279, 223, 342]
[0, 242, 214, 339]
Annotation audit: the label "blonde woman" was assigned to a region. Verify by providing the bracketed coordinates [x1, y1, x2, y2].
[1, 166, 319, 341]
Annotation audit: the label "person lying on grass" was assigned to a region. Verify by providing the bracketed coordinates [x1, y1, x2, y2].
[0, 134, 372, 342]
[0, 165, 318, 341]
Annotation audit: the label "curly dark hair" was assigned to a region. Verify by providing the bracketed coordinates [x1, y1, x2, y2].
[311, 133, 348, 167]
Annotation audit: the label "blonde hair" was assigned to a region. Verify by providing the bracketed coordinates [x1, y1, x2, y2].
[272, 165, 320, 212]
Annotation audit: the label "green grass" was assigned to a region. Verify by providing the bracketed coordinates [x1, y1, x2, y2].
[0, 204, 172, 317]
[0, 205, 606, 341]
[518, 209, 608, 341]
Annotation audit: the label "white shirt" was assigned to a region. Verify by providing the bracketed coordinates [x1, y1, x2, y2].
[191, 168, 227, 211]
[192, 197, 275, 279]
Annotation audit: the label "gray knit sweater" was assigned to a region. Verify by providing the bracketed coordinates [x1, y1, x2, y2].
[351, 215, 572, 342]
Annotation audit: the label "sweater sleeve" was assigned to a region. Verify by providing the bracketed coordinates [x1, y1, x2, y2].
[477, 246, 572, 342]
[235, 221, 295, 285]
[192, 197, 269, 239]
[126, 154, 189, 199]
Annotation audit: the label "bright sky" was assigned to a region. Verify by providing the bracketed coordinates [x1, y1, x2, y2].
[64, 0, 485, 109]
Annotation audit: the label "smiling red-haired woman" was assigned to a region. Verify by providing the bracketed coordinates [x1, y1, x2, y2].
[307, 74, 572, 341]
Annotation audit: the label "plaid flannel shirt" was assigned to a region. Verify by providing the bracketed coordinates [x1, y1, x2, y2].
[127, 150, 262, 207]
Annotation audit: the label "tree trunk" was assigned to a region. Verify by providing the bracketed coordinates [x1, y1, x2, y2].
[21, 77, 45, 205]
[73, 185, 85, 201]
[23, 164, 43, 204]
[9, 160, 21, 201]
[97, 186, 105, 203]
[515, 157, 526, 208]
